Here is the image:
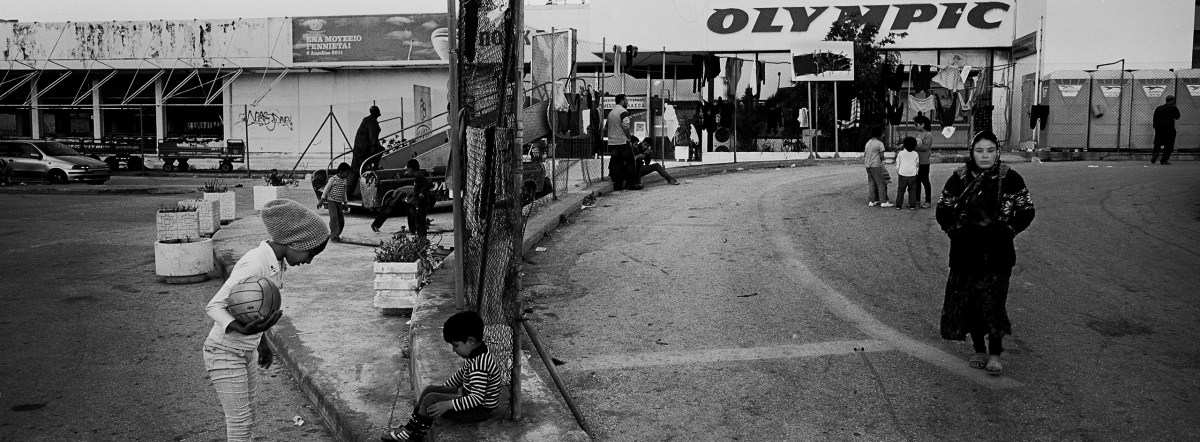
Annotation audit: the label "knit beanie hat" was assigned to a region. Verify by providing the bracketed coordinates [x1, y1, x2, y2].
[262, 199, 329, 251]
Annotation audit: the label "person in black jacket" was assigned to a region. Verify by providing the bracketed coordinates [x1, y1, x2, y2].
[1151, 95, 1181, 165]
[936, 130, 1035, 376]
[349, 105, 383, 197]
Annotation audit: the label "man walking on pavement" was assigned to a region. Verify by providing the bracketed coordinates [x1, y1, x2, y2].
[1151, 95, 1180, 165]
[606, 94, 642, 191]
[349, 105, 383, 197]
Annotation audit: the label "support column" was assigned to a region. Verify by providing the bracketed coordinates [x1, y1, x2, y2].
[92, 80, 103, 140]
[154, 78, 164, 144]
[29, 82, 40, 139]
[222, 78, 233, 142]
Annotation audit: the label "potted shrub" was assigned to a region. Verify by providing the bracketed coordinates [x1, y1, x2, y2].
[372, 233, 433, 310]
[254, 169, 290, 211]
[178, 199, 220, 236]
[156, 204, 200, 242]
[199, 179, 235, 222]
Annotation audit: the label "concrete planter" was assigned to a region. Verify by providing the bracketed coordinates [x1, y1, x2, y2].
[156, 210, 200, 242]
[203, 191, 236, 222]
[373, 261, 423, 310]
[178, 199, 219, 236]
[253, 185, 280, 211]
[154, 237, 214, 283]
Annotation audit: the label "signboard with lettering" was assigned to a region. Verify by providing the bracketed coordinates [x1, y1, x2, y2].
[791, 41, 855, 82]
[292, 14, 451, 65]
[1011, 31, 1037, 59]
[586, 0, 1015, 51]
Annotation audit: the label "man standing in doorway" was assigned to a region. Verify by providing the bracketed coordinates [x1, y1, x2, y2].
[1151, 95, 1180, 165]
[349, 105, 383, 197]
[606, 94, 642, 190]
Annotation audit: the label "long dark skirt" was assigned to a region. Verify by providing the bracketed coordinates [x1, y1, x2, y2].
[940, 269, 1013, 341]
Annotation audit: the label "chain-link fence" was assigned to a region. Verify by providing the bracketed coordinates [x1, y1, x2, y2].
[457, 0, 523, 387]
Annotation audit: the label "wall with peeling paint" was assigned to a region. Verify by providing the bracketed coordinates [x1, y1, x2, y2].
[1, 19, 293, 69]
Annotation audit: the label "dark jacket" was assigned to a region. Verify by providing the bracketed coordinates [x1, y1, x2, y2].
[353, 115, 382, 157]
[1153, 103, 1180, 132]
[936, 164, 1035, 270]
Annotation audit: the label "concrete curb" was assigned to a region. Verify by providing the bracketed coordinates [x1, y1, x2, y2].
[0, 185, 195, 195]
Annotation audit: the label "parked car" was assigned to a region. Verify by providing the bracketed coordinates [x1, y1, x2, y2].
[0, 140, 111, 184]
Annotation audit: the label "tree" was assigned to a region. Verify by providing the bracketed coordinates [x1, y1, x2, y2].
[815, 18, 905, 152]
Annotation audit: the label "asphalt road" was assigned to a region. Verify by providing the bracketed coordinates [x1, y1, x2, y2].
[0, 182, 334, 441]
[522, 161, 1200, 441]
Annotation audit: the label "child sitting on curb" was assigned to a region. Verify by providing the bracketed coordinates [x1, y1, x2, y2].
[382, 311, 502, 441]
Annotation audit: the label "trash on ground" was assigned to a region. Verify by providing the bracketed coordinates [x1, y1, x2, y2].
[655, 339, 670, 346]
[1088, 165, 1099, 168]
[293, 416, 305, 426]
[535, 247, 547, 252]
[737, 292, 759, 298]
[551, 357, 566, 366]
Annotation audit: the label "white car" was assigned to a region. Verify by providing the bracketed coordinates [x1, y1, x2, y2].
[0, 140, 111, 184]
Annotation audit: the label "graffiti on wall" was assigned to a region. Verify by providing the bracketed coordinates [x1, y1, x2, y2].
[240, 109, 294, 131]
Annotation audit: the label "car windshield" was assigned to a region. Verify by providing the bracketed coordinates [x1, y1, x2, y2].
[35, 142, 82, 156]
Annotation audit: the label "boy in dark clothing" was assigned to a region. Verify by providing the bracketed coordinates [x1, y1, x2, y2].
[1151, 95, 1181, 165]
[371, 159, 435, 236]
[382, 311, 502, 441]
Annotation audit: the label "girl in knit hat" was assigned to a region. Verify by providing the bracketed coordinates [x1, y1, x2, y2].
[202, 198, 329, 441]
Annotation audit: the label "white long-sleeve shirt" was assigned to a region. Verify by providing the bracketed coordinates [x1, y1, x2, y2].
[204, 241, 286, 352]
[896, 149, 920, 177]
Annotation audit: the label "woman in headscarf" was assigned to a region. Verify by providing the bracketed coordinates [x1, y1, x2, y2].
[935, 130, 1035, 376]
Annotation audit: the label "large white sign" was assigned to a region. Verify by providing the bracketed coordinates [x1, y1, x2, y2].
[585, 0, 1015, 52]
[791, 41, 855, 82]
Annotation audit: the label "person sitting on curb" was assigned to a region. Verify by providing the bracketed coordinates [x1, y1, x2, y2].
[371, 159, 434, 237]
[382, 311, 502, 441]
[630, 137, 680, 185]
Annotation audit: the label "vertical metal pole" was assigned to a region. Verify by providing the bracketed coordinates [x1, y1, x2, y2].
[808, 81, 815, 158]
[732, 54, 737, 164]
[448, 0, 465, 311]
[1115, 62, 1124, 152]
[244, 104, 251, 177]
[600, 38, 606, 174]
[551, 28, 558, 198]
[814, 83, 820, 152]
[1085, 76, 1093, 151]
[329, 105, 334, 166]
[510, 0, 526, 415]
[833, 82, 841, 158]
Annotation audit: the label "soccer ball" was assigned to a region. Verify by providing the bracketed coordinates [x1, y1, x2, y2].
[225, 276, 282, 325]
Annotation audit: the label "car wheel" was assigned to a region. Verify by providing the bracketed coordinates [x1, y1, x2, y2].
[218, 161, 233, 172]
[162, 161, 175, 172]
[48, 170, 68, 184]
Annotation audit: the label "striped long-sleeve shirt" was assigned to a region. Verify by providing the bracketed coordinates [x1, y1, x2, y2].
[442, 343, 502, 411]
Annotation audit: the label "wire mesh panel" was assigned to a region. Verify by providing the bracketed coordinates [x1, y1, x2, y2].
[1089, 70, 1131, 150]
[1129, 70, 1177, 151]
[1178, 69, 1200, 150]
[457, 0, 523, 386]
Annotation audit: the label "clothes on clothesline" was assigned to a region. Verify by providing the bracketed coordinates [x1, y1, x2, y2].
[1030, 105, 1049, 130]
[936, 91, 958, 127]
[912, 65, 935, 91]
[934, 66, 964, 92]
[797, 107, 811, 128]
[908, 94, 937, 121]
[887, 96, 905, 125]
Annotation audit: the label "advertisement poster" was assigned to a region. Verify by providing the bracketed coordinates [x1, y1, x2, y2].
[293, 14, 451, 64]
[791, 41, 855, 82]
[413, 85, 433, 136]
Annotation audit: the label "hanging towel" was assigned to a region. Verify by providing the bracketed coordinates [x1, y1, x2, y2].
[797, 107, 811, 128]
[936, 91, 957, 127]
[908, 94, 937, 121]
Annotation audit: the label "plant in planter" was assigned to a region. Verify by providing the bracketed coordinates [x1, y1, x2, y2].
[156, 204, 200, 242]
[199, 179, 236, 222]
[372, 233, 433, 311]
[178, 199, 220, 236]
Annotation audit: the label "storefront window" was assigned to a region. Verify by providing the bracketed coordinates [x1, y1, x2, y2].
[0, 80, 31, 138]
[163, 73, 223, 141]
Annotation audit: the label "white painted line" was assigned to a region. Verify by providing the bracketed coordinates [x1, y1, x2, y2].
[759, 178, 1023, 389]
[564, 339, 889, 372]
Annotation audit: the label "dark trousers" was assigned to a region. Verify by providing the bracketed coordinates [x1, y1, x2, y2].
[327, 201, 345, 238]
[896, 175, 918, 208]
[866, 167, 889, 203]
[608, 144, 639, 189]
[639, 163, 676, 182]
[971, 328, 1004, 355]
[916, 164, 932, 203]
[1152, 129, 1175, 164]
[372, 198, 428, 236]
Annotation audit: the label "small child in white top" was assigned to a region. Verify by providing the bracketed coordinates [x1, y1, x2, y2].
[894, 137, 921, 210]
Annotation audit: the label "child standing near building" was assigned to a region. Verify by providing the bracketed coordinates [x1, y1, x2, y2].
[895, 136, 921, 210]
[319, 163, 350, 242]
[382, 311, 502, 441]
[202, 199, 329, 442]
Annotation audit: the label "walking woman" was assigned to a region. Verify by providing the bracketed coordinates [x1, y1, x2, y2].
[935, 130, 1035, 375]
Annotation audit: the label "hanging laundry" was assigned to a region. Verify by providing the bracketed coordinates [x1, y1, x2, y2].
[960, 66, 974, 85]
[912, 65, 935, 92]
[1029, 105, 1049, 130]
[663, 104, 680, 143]
[908, 94, 937, 121]
[797, 107, 811, 128]
[958, 89, 973, 118]
[887, 95, 905, 125]
[936, 91, 957, 127]
[886, 64, 907, 91]
[934, 66, 964, 91]
[973, 104, 994, 133]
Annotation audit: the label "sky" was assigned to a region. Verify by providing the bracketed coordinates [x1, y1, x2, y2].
[1, 0, 450, 22]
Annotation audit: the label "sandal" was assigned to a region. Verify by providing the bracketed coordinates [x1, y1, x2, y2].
[969, 353, 987, 369]
[985, 356, 1003, 376]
